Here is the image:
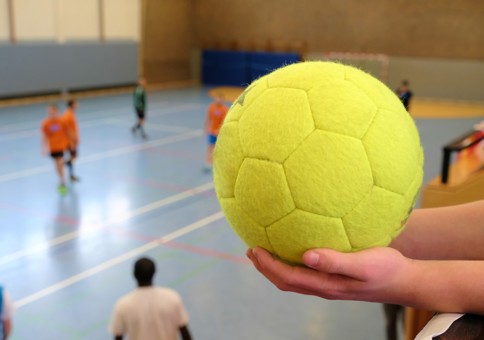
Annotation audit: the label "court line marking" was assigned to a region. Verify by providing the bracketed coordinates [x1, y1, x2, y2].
[0, 101, 202, 132]
[14, 211, 224, 309]
[0, 129, 203, 183]
[104, 118, 195, 133]
[0, 103, 202, 141]
[0, 181, 215, 267]
[0, 119, 195, 142]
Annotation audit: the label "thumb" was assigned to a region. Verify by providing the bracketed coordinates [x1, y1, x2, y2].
[303, 248, 370, 281]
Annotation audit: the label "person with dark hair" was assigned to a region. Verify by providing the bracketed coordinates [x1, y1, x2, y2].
[41, 104, 73, 195]
[395, 80, 413, 111]
[110, 257, 192, 340]
[132, 78, 148, 139]
[62, 99, 80, 182]
[0, 285, 13, 339]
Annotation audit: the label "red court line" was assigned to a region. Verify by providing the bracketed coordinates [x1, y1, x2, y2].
[142, 147, 204, 161]
[0, 201, 78, 226]
[83, 136, 132, 149]
[107, 226, 249, 265]
[0, 200, 246, 265]
[102, 175, 215, 197]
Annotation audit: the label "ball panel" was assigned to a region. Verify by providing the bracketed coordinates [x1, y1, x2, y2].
[342, 186, 406, 249]
[400, 161, 424, 228]
[268, 209, 350, 263]
[219, 198, 274, 252]
[267, 62, 345, 91]
[238, 88, 315, 163]
[284, 130, 373, 217]
[308, 80, 377, 139]
[363, 108, 421, 195]
[215, 61, 424, 259]
[235, 158, 295, 226]
[344, 65, 404, 111]
[213, 122, 245, 199]
[225, 78, 269, 123]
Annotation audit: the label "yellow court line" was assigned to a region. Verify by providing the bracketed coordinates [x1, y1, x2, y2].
[410, 99, 484, 119]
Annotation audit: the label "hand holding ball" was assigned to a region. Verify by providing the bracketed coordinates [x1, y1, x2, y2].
[213, 62, 423, 264]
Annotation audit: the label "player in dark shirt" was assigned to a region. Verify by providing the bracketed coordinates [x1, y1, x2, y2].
[132, 78, 147, 139]
[395, 80, 413, 111]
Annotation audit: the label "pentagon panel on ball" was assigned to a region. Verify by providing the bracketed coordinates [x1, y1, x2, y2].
[213, 61, 424, 264]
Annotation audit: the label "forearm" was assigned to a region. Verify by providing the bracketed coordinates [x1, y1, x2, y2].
[3, 320, 11, 339]
[402, 259, 484, 314]
[391, 200, 484, 260]
[41, 135, 48, 153]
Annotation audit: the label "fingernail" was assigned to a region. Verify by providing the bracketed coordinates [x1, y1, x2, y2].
[252, 248, 259, 260]
[305, 251, 320, 268]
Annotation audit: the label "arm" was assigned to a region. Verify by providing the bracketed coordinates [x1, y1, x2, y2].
[205, 106, 211, 134]
[179, 325, 192, 340]
[109, 303, 125, 340]
[3, 319, 11, 340]
[66, 127, 75, 150]
[247, 200, 484, 314]
[391, 200, 484, 260]
[2, 291, 13, 339]
[41, 131, 48, 156]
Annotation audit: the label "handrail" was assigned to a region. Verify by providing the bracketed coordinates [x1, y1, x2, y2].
[441, 129, 484, 184]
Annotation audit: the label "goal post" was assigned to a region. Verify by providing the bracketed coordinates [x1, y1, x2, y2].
[304, 52, 390, 83]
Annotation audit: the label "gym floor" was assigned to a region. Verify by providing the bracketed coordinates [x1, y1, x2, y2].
[0, 88, 481, 339]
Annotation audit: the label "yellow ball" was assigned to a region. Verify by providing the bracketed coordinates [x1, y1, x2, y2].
[213, 61, 423, 264]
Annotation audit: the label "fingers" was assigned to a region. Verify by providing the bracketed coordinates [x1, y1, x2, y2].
[247, 246, 407, 304]
[302, 248, 371, 281]
[247, 247, 358, 299]
[246, 248, 320, 296]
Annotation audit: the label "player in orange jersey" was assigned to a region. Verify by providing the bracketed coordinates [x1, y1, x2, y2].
[204, 94, 228, 170]
[41, 104, 73, 195]
[62, 99, 80, 182]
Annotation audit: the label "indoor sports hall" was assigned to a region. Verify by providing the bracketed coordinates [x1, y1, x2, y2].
[0, 1, 483, 340]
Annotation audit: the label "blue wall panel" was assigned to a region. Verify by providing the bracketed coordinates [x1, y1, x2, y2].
[247, 52, 300, 83]
[202, 50, 249, 86]
[201, 50, 300, 86]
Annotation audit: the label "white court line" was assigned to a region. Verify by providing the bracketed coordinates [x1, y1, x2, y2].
[0, 129, 203, 183]
[105, 118, 194, 133]
[14, 211, 224, 308]
[0, 118, 115, 142]
[0, 103, 202, 138]
[0, 182, 214, 267]
[0, 105, 199, 141]
[79, 129, 202, 163]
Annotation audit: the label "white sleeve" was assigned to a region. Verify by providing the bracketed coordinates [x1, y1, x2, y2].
[2, 291, 14, 321]
[109, 302, 126, 336]
[176, 296, 189, 326]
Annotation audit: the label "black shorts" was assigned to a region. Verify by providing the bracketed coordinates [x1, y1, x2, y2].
[69, 148, 77, 158]
[136, 108, 145, 119]
[50, 151, 64, 159]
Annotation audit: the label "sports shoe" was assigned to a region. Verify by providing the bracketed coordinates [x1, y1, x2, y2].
[70, 175, 80, 182]
[58, 184, 68, 196]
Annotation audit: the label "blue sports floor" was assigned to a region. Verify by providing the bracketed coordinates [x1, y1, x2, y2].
[0, 88, 481, 339]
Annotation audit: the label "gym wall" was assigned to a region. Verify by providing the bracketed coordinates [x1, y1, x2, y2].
[0, 0, 139, 98]
[194, 0, 484, 60]
[191, 0, 484, 101]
